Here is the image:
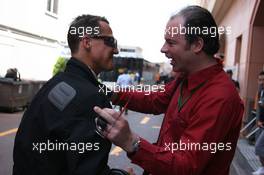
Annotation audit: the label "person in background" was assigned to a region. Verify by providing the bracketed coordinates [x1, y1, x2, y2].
[5, 68, 20, 81]
[155, 72, 161, 84]
[117, 69, 132, 114]
[135, 72, 141, 84]
[226, 69, 240, 92]
[253, 71, 264, 175]
[128, 71, 135, 85]
[117, 69, 133, 88]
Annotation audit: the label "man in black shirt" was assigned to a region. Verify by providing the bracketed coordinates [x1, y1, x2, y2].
[13, 14, 122, 175]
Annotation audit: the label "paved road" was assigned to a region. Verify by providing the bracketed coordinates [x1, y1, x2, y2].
[0, 109, 163, 175]
[0, 111, 23, 175]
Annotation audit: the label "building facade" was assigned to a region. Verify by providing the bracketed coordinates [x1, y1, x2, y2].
[199, 0, 264, 117]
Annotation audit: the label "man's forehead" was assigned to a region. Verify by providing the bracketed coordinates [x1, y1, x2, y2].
[164, 16, 185, 39]
[167, 16, 184, 28]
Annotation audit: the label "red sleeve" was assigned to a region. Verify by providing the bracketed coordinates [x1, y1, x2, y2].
[128, 95, 244, 175]
[113, 79, 180, 115]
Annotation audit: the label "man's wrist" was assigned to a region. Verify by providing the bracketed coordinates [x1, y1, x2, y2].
[125, 134, 140, 154]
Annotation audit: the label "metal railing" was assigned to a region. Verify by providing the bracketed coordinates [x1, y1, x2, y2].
[240, 110, 261, 139]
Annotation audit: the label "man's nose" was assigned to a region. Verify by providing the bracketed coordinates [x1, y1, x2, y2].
[113, 47, 119, 54]
[160, 43, 167, 53]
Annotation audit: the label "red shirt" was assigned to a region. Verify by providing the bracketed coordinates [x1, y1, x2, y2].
[114, 63, 244, 175]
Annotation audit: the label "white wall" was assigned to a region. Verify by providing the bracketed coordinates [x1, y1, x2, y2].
[0, 0, 69, 80]
[0, 31, 63, 80]
[0, 0, 66, 41]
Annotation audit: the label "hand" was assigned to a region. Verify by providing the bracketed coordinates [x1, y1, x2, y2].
[93, 106, 138, 153]
[257, 120, 264, 128]
[126, 167, 136, 175]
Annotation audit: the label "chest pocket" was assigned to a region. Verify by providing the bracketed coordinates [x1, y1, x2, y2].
[168, 112, 189, 142]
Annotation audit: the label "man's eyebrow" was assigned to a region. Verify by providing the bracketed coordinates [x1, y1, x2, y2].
[165, 38, 177, 43]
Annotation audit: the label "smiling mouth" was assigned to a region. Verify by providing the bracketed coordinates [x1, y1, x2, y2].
[170, 59, 176, 66]
[165, 54, 170, 58]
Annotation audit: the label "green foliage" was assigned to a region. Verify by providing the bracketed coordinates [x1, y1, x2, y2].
[52, 57, 68, 76]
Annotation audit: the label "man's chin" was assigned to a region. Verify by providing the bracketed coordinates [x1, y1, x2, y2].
[103, 65, 113, 71]
[172, 67, 181, 72]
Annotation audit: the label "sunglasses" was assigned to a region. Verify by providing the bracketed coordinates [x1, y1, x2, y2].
[90, 35, 117, 49]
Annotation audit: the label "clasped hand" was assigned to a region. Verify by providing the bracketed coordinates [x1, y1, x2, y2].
[93, 106, 138, 153]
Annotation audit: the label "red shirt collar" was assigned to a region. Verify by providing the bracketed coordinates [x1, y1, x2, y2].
[183, 62, 223, 91]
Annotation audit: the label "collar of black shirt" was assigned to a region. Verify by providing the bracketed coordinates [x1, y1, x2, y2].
[65, 57, 99, 86]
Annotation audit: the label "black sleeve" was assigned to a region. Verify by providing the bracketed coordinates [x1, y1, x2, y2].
[43, 92, 112, 175]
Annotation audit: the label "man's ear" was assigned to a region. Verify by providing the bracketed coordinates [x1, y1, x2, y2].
[191, 37, 204, 54]
[82, 37, 91, 51]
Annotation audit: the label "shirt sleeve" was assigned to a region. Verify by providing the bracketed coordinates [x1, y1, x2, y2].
[43, 93, 112, 175]
[128, 95, 244, 175]
[113, 79, 180, 115]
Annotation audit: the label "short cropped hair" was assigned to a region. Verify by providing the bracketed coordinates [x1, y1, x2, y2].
[67, 14, 109, 53]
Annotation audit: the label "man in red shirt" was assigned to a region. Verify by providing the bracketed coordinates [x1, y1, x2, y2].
[94, 6, 244, 175]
